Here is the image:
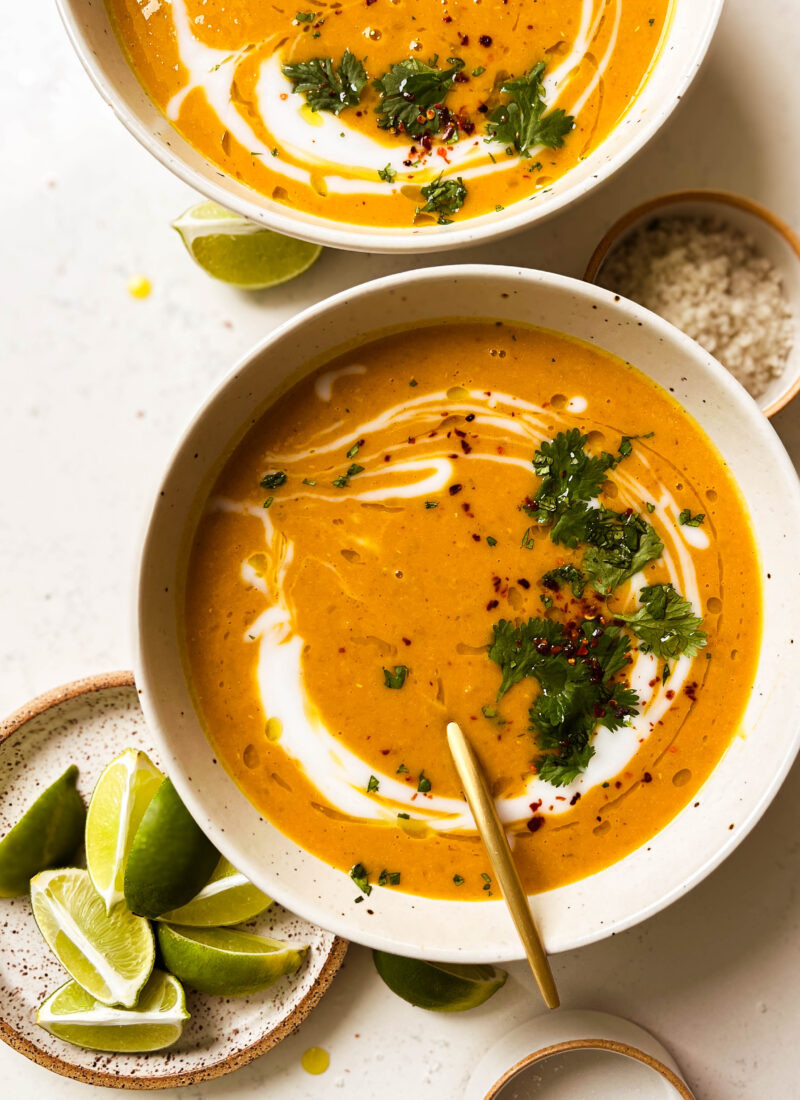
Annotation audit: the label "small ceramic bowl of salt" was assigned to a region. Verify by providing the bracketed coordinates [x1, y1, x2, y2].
[584, 190, 800, 417]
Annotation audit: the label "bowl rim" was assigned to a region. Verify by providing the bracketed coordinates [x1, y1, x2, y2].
[134, 263, 800, 961]
[582, 188, 800, 418]
[55, 0, 725, 254]
[0, 672, 348, 1090]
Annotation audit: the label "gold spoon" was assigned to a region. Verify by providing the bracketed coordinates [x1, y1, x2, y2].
[446, 720, 560, 1010]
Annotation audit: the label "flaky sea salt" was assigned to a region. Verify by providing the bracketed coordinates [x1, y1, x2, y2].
[598, 215, 795, 399]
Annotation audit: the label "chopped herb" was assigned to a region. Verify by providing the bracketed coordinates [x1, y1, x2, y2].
[471, 65, 485, 76]
[541, 564, 587, 598]
[378, 164, 396, 182]
[378, 869, 401, 886]
[332, 474, 349, 488]
[374, 56, 465, 138]
[383, 665, 408, 689]
[283, 50, 367, 114]
[260, 471, 287, 490]
[346, 440, 362, 459]
[263, 497, 274, 509]
[302, 477, 317, 485]
[486, 62, 574, 157]
[646, 501, 656, 513]
[662, 662, 671, 684]
[397, 763, 409, 774]
[495, 204, 504, 212]
[481, 872, 491, 891]
[679, 509, 705, 527]
[425, 500, 439, 509]
[481, 703, 506, 725]
[409, 378, 419, 387]
[521, 527, 536, 550]
[540, 594, 553, 609]
[367, 774, 380, 793]
[453, 874, 465, 886]
[294, 10, 316, 22]
[347, 463, 364, 476]
[397, 811, 410, 819]
[350, 863, 371, 895]
[617, 584, 707, 660]
[486, 536, 498, 546]
[416, 173, 467, 224]
[417, 771, 431, 793]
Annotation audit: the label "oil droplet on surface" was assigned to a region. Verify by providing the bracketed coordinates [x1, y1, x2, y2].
[127, 275, 152, 299]
[302, 1047, 330, 1075]
[243, 743, 260, 769]
[672, 768, 691, 787]
[266, 717, 283, 742]
[446, 385, 469, 401]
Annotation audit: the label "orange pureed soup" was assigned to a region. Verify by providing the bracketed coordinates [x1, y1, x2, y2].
[183, 322, 760, 901]
[108, 0, 670, 227]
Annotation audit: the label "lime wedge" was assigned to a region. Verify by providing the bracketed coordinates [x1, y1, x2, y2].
[172, 201, 322, 289]
[37, 970, 189, 1053]
[31, 868, 155, 1008]
[157, 857, 272, 927]
[0, 766, 85, 897]
[156, 923, 307, 996]
[124, 778, 219, 920]
[85, 748, 164, 911]
[372, 951, 507, 1012]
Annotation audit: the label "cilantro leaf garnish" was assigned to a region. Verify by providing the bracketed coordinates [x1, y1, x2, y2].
[367, 774, 379, 793]
[383, 665, 408, 689]
[378, 164, 396, 183]
[283, 50, 367, 114]
[485, 62, 574, 157]
[378, 869, 401, 886]
[417, 771, 431, 793]
[260, 471, 287, 490]
[528, 429, 617, 525]
[541, 564, 587, 598]
[489, 617, 565, 698]
[416, 173, 467, 225]
[374, 56, 464, 138]
[679, 509, 705, 527]
[581, 509, 664, 596]
[350, 863, 371, 895]
[616, 584, 708, 659]
[453, 874, 465, 886]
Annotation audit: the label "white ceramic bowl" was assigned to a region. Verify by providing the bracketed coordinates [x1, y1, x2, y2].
[135, 265, 800, 961]
[57, 0, 724, 254]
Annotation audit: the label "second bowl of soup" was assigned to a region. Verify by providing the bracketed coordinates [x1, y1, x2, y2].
[136, 267, 800, 959]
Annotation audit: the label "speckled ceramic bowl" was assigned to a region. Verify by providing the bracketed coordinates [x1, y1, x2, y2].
[0, 673, 347, 1090]
[136, 265, 800, 962]
[56, 0, 724, 253]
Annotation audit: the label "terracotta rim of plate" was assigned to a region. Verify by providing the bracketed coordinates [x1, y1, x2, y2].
[0, 671, 348, 1091]
[482, 1038, 695, 1100]
[582, 188, 800, 419]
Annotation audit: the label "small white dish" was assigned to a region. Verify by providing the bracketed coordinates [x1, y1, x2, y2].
[0, 673, 346, 1090]
[584, 190, 800, 418]
[466, 1011, 694, 1099]
[55, 0, 724, 254]
[134, 265, 800, 963]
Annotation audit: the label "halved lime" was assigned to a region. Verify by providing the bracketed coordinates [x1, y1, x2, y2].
[85, 748, 164, 911]
[372, 951, 507, 1012]
[157, 857, 272, 927]
[157, 923, 307, 996]
[37, 970, 189, 1053]
[0, 766, 85, 897]
[172, 201, 322, 289]
[31, 868, 155, 1008]
[124, 778, 219, 920]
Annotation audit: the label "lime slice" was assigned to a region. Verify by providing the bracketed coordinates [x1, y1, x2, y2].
[31, 868, 155, 1008]
[172, 201, 322, 289]
[0, 766, 85, 897]
[85, 748, 164, 911]
[156, 923, 307, 996]
[37, 970, 189, 1053]
[372, 951, 507, 1012]
[124, 778, 219, 920]
[157, 857, 272, 927]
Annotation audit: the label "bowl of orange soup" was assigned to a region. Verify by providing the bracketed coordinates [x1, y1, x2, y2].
[59, 0, 722, 252]
[135, 266, 800, 960]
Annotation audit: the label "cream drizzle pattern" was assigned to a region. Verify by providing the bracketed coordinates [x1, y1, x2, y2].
[162, 0, 621, 202]
[213, 377, 707, 832]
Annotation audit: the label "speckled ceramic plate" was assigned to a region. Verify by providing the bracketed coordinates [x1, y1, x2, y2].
[0, 672, 347, 1090]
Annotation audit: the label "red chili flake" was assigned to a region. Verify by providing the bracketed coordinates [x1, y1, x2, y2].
[402, 637, 411, 646]
[615, 780, 622, 789]
[454, 71, 469, 83]
[517, 578, 530, 589]
[486, 599, 499, 610]
[479, 34, 492, 45]
[472, 534, 481, 542]
[454, 429, 466, 437]
[465, 413, 476, 422]
[529, 799, 542, 812]
[461, 118, 475, 135]
[380, 749, 390, 755]
[527, 815, 545, 833]
[461, 439, 472, 454]
[477, 103, 489, 114]
[458, 32, 469, 44]
[569, 792, 581, 806]
[665, 689, 675, 700]
[408, 436, 416, 444]
[449, 484, 463, 495]
[442, 12, 452, 20]
[643, 772, 653, 783]
[384, 454, 391, 462]
[684, 681, 698, 701]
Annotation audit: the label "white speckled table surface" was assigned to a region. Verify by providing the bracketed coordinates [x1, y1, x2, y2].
[2, 0, 799, 1096]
